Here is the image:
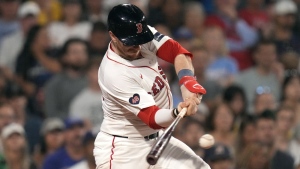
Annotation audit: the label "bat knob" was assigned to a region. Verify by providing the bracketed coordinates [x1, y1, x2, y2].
[146, 155, 158, 165]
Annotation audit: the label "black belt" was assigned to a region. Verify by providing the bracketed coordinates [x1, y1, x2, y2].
[112, 132, 159, 140]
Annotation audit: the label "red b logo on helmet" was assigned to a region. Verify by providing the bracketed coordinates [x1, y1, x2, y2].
[136, 23, 143, 33]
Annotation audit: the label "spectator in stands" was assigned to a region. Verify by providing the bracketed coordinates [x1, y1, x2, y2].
[281, 74, 300, 125]
[173, 27, 194, 51]
[265, 0, 300, 57]
[147, 0, 164, 26]
[83, 0, 104, 22]
[69, 57, 103, 132]
[203, 144, 234, 169]
[207, 103, 236, 149]
[0, 102, 15, 153]
[68, 131, 96, 169]
[129, 0, 148, 15]
[36, 0, 62, 25]
[253, 86, 277, 115]
[0, 102, 15, 134]
[236, 115, 257, 155]
[202, 26, 238, 87]
[161, 0, 183, 33]
[5, 81, 42, 153]
[239, 0, 270, 30]
[15, 25, 61, 97]
[288, 124, 300, 168]
[182, 1, 205, 38]
[280, 51, 300, 70]
[223, 85, 247, 131]
[0, 0, 20, 45]
[0, 123, 34, 169]
[88, 21, 109, 58]
[180, 117, 205, 157]
[294, 0, 300, 36]
[235, 39, 282, 112]
[205, 0, 258, 70]
[0, 71, 8, 95]
[44, 38, 89, 118]
[33, 118, 65, 169]
[48, 0, 92, 48]
[255, 110, 294, 169]
[191, 44, 222, 111]
[0, 1, 40, 72]
[15, 24, 60, 116]
[42, 118, 85, 169]
[236, 143, 271, 169]
[275, 106, 295, 152]
[193, 103, 210, 123]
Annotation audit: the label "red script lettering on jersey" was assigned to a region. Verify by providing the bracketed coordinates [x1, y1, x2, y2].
[151, 76, 165, 96]
[158, 66, 167, 80]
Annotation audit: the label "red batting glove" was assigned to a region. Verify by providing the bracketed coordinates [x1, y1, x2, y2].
[179, 76, 206, 94]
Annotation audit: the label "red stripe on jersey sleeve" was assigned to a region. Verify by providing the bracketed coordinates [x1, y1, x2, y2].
[156, 39, 193, 64]
[137, 106, 163, 129]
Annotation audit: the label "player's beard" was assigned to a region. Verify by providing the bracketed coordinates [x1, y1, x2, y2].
[112, 41, 141, 60]
[124, 45, 141, 60]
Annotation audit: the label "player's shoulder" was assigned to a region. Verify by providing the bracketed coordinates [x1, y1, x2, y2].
[147, 25, 169, 43]
[141, 25, 170, 53]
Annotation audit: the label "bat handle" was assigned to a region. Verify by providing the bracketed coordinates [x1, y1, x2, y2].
[177, 107, 187, 118]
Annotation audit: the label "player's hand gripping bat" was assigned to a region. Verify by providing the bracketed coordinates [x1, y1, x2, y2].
[146, 107, 187, 165]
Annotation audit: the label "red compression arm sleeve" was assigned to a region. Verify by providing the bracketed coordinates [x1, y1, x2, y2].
[156, 39, 193, 64]
[137, 106, 163, 129]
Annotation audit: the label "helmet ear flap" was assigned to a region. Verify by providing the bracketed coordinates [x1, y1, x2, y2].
[107, 4, 154, 46]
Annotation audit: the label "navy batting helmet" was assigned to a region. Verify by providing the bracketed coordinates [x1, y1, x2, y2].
[107, 4, 154, 46]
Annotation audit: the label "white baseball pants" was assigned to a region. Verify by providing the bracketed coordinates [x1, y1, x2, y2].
[94, 131, 211, 169]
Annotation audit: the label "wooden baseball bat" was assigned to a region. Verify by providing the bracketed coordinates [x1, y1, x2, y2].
[146, 107, 187, 165]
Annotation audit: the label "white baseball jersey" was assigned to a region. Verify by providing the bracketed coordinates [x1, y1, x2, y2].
[98, 26, 173, 137]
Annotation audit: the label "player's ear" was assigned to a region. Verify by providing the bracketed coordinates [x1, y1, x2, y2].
[109, 31, 118, 43]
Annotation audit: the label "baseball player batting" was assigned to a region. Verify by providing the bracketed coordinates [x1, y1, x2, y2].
[94, 4, 210, 169]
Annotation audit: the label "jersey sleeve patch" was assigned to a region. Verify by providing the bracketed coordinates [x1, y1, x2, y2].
[129, 93, 140, 104]
[153, 32, 165, 42]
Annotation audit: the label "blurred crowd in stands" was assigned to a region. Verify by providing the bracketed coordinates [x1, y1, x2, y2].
[0, 0, 299, 169]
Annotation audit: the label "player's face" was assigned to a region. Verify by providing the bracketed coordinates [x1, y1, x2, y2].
[109, 31, 141, 60]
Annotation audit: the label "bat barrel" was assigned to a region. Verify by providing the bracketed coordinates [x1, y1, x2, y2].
[146, 108, 187, 165]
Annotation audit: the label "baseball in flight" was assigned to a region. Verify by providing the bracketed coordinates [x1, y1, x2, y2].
[199, 134, 215, 149]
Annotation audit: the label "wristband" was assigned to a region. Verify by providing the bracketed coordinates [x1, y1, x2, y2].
[172, 108, 179, 118]
[178, 69, 194, 81]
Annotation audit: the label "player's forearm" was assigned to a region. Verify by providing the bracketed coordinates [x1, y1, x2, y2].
[174, 54, 194, 74]
[154, 109, 176, 128]
[138, 106, 176, 129]
[174, 54, 207, 99]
